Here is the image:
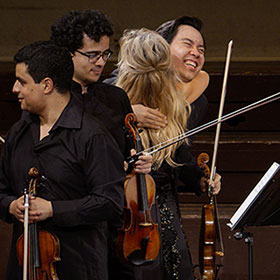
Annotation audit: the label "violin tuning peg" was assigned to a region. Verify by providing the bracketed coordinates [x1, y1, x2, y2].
[41, 176, 47, 181]
[38, 176, 47, 188]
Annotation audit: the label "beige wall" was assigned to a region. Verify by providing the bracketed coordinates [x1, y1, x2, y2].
[0, 0, 279, 62]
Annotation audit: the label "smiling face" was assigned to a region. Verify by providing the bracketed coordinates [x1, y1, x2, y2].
[12, 63, 45, 113]
[170, 25, 205, 82]
[72, 34, 110, 88]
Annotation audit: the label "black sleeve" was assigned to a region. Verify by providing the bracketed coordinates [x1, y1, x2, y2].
[0, 125, 21, 222]
[51, 133, 126, 227]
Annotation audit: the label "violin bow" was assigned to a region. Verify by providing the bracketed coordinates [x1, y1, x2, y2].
[23, 188, 29, 280]
[208, 39, 233, 192]
[127, 90, 280, 164]
[208, 40, 234, 263]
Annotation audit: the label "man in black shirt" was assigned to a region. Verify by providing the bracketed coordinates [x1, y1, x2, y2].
[0, 41, 125, 280]
[51, 10, 152, 172]
[50, 10, 153, 280]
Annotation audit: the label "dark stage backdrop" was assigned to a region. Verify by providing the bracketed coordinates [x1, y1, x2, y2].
[1, 1, 280, 279]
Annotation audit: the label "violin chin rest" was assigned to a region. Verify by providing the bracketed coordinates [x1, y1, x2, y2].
[128, 250, 153, 266]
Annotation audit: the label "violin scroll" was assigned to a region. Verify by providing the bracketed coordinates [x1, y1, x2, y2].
[197, 153, 210, 193]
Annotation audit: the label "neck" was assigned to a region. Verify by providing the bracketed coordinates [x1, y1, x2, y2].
[80, 84, 87, 94]
[177, 80, 190, 94]
[73, 78, 88, 94]
[39, 92, 70, 140]
[177, 80, 199, 105]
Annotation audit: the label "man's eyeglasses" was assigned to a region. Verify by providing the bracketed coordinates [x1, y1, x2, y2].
[76, 50, 113, 63]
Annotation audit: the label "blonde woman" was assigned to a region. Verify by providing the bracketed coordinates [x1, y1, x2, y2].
[116, 28, 221, 280]
[130, 16, 209, 132]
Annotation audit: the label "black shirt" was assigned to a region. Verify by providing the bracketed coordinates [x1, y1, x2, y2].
[0, 97, 126, 280]
[71, 81, 134, 158]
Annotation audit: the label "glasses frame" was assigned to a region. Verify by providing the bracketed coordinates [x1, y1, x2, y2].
[76, 49, 113, 63]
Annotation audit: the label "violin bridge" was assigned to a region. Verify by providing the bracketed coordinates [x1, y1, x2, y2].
[139, 222, 152, 226]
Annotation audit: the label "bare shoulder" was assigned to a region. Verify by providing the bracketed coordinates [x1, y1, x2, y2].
[196, 70, 210, 86]
[185, 70, 210, 104]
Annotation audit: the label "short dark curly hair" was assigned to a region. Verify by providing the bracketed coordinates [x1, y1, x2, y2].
[51, 10, 114, 53]
[14, 41, 73, 93]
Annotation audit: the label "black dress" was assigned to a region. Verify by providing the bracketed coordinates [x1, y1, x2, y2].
[132, 143, 203, 280]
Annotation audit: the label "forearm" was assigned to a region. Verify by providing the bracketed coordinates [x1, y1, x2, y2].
[51, 193, 123, 227]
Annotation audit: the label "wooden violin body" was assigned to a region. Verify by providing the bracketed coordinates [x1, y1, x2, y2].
[121, 172, 160, 265]
[117, 113, 160, 266]
[199, 202, 216, 279]
[16, 167, 61, 280]
[197, 153, 223, 280]
[16, 230, 60, 280]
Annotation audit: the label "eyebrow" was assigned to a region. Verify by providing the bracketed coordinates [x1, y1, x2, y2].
[182, 38, 205, 49]
[86, 48, 111, 54]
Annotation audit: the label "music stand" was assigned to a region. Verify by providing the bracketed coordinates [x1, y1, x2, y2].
[227, 162, 280, 280]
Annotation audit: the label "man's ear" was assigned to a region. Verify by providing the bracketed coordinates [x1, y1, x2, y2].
[41, 77, 54, 94]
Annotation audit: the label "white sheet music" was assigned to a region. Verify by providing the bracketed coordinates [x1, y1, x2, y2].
[227, 162, 280, 230]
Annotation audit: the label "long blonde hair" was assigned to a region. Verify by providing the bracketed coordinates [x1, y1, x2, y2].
[116, 28, 190, 168]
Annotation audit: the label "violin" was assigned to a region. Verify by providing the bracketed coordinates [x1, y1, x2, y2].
[117, 113, 160, 266]
[197, 40, 233, 280]
[16, 167, 61, 280]
[197, 153, 223, 280]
